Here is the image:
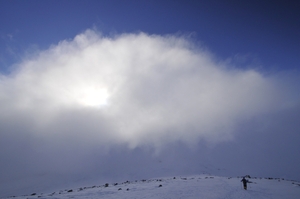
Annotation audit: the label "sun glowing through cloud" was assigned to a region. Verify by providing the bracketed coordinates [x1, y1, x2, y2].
[0, 30, 298, 147]
[74, 87, 109, 107]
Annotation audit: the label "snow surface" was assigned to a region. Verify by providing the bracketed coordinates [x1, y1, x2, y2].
[3, 175, 300, 199]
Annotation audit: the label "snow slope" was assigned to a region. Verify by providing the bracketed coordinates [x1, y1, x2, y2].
[4, 175, 300, 199]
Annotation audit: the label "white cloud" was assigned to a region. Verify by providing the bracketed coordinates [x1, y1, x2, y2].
[2, 30, 300, 196]
[0, 30, 295, 150]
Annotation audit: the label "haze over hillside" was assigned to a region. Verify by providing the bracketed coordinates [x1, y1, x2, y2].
[3, 175, 300, 199]
[1, 1, 299, 198]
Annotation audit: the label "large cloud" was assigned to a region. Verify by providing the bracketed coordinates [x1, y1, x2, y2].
[1, 29, 300, 197]
[0, 30, 294, 149]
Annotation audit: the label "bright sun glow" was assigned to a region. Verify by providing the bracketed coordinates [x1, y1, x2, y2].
[75, 87, 109, 107]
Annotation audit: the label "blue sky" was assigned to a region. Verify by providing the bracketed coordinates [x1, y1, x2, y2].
[1, 0, 299, 71]
[0, 0, 300, 196]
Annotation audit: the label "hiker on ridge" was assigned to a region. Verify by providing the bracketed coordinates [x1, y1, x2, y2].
[241, 177, 249, 190]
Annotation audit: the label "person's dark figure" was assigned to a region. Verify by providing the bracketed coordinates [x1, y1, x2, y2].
[241, 177, 249, 190]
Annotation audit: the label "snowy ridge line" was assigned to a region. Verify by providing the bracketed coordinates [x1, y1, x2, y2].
[3, 175, 300, 199]
[3, 175, 215, 198]
[3, 176, 189, 198]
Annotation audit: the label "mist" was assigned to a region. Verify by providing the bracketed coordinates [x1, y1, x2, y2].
[0, 30, 299, 197]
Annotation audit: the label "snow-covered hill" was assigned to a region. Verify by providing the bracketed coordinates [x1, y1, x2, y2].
[4, 175, 300, 199]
